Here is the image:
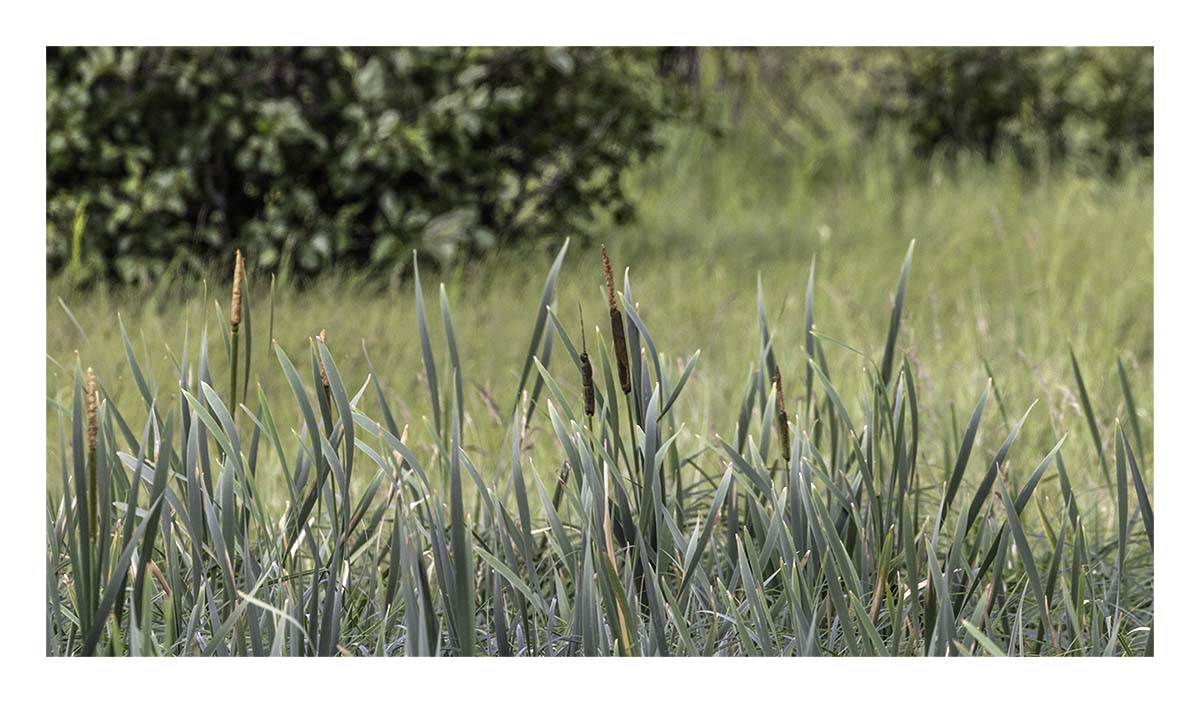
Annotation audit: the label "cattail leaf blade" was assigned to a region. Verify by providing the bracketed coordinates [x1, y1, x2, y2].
[413, 254, 442, 439]
[512, 238, 570, 416]
[1121, 424, 1154, 549]
[942, 382, 989, 520]
[881, 240, 914, 386]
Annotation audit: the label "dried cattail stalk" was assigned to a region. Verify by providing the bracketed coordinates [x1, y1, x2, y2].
[773, 366, 790, 457]
[316, 329, 330, 390]
[602, 244, 631, 394]
[85, 367, 98, 453]
[231, 249, 244, 331]
[579, 303, 595, 417]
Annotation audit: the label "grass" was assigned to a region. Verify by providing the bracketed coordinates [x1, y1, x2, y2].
[45, 124, 1153, 656]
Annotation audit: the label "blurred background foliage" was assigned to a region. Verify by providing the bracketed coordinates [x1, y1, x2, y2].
[47, 46, 1151, 286]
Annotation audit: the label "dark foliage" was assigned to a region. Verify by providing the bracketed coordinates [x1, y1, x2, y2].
[48, 47, 684, 284]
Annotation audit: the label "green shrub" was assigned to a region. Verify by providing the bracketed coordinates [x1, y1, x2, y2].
[47, 47, 1152, 286]
[860, 47, 1153, 167]
[711, 47, 1152, 172]
[47, 47, 682, 285]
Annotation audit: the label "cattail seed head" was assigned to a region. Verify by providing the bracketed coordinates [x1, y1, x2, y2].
[773, 366, 790, 457]
[579, 304, 595, 417]
[317, 329, 330, 389]
[231, 249, 244, 330]
[602, 244, 617, 312]
[602, 244, 631, 394]
[581, 351, 595, 417]
[86, 367, 98, 452]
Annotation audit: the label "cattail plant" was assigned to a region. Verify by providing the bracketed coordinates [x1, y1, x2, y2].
[317, 328, 331, 405]
[45, 245, 1153, 658]
[773, 366, 790, 461]
[85, 366, 98, 531]
[579, 304, 595, 417]
[602, 244, 631, 394]
[229, 249, 244, 409]
[85, 367, 98, 454]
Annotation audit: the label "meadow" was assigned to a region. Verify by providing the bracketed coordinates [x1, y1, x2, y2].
[45, 122, 1154, 656]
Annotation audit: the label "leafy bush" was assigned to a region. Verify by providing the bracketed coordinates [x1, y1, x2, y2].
[47, 47, 1152, 286]
[47, 47, 682, 284]
[860, 47, 1153, 167]
[716, 47, 1152, 171]
[47, 245, 1153, 656]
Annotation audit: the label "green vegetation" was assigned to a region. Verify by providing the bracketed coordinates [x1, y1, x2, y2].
[44, 232, 1154, 655]
[49, 120, 1154, 492]
[47, 47, 684, 284]
[47, 47, 1151, 284]
[46, 155, 1152, 655]
[45, 47, 1152, 656]
[755, 47, 1153, 168]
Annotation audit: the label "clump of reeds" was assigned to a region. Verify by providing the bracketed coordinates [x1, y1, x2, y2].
[602, 244, 631, 394]
[45, 244, 1154, 659]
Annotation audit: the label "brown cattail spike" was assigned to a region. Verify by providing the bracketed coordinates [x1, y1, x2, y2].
[579, 303, 595, 417]
[773, 366, 790, 458]
[85, 367, 98, 453]
[602, 244, 631, 394]
[602, 243, 617, 309]
[317, 329, 330, 390]
[231, 249, 244, 331]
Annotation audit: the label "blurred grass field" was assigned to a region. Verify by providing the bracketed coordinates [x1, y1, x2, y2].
[45, 121, 1153, 504]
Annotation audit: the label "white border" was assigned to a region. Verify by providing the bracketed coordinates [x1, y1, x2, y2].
[4, 2, 1195, 699]
[31, 1, 1164, 45]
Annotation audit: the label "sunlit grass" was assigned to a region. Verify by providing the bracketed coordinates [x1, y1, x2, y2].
[46, 227, 1152, 655]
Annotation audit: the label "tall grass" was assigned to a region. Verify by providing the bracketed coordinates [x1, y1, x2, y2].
[46, 243, 1152, 656]
[48, 117, 1153, 489]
